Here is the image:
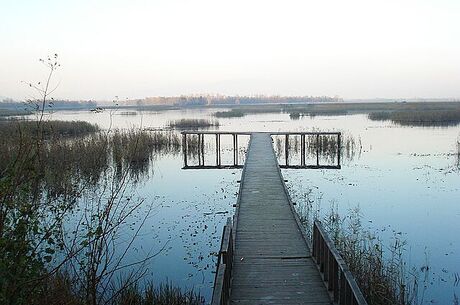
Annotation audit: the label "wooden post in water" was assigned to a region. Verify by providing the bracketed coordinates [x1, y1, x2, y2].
[182, 133, 188, 167]
[285, 134, 289, 166]
[201, 134, 205, 166]
[337, 133, 341, 167]
[316, 134, 320, 167]
[215, 134, 220, 167]
[233, 134, 238, 166]
[301, 134, 305, 167]
[197, 133, 201, 166]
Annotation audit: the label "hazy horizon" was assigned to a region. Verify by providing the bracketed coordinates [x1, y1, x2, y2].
[1, 0, 460, 101]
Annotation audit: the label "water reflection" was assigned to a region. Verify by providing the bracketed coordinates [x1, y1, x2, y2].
[7, 109, 459, 303]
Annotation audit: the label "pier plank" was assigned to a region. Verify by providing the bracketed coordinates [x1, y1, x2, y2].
[230, 133, 332, 304]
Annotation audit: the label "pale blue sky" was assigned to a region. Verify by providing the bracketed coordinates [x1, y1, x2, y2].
[1, 0, 460, 100]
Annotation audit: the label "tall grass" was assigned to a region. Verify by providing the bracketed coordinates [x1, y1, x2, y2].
[0, 121, 187, 191]
[26, 272, 204, 305]
[0, 108, 32, 117]
[114, 282, 203, 305]
[0, 122, 205, 305]
[214, 109, 245, 118]
[0, 119, 99, 138]
[369, 109, 460, 126]
[168, 119, 219, 129]
[289, 186, 426, 305]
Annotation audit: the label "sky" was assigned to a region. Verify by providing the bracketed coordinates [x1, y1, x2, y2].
[1, 0, 460, 101]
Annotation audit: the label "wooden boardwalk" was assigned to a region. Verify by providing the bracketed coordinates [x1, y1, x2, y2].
[230, 133, 332, 304]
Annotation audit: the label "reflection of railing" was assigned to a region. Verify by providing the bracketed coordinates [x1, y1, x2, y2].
[181, 131, 341, 169]
[211, 217, 234, 305]
[312, 220, 368, 305]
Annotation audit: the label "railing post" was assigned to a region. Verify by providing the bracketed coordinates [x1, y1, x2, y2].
[201, 134, 205, 165]
[301, 134, 305, 167]
[217, 134, 221, 167]
[236, 134, 238, 165]
[197, 133, 201, 166]
[316, 134, 320, 167]
[285, 134, 289, 166]
[337, 133, 341, 167]
[216, 134, 219, 167]
[182, 133, 187, 167]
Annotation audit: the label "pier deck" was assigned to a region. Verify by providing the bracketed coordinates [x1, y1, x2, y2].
[230, 133, 332, 304]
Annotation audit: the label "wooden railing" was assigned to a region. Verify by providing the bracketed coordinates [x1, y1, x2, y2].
[211, 217, 234, 305]
[181, 131, 341, 169]
[181, 131, 250, 169]
[270, 131, 341, 169]
[312, 220, 368, 305]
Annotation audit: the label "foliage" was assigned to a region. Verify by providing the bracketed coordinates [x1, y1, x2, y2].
[0, 55, 199, 305]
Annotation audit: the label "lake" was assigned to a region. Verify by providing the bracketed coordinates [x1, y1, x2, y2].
[39, 108, 460, 304]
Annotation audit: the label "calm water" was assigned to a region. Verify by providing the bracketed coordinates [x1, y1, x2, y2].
[45, 109, 460, 303]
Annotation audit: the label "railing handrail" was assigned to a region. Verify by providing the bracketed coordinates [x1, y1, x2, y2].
[211, 217, 234, 305]
[181, 131, 341, 136]
[312, 220, 368, 305]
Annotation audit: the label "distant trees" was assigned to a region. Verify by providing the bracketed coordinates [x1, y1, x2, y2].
[138, 94, 343, 107]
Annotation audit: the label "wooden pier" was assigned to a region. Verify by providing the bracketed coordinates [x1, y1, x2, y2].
[181, 131, 367, 305]
[229, 133, 332, 304]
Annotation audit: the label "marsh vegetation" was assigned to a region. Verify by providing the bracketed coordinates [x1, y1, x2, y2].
[368, 109, 460, 126]
[168, 118, 219, 129]
[0, 116, 206, 305]
[210, 101, 460, 126]
[290, 188, 426, 305]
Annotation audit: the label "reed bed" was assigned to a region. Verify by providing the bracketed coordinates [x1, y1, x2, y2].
[0, 122, 205, 305]
[0, 108, 32, 117]
[214, 109, 245, 118]
[0, 119, 99, 140]
[114, 282, 203, 305]
[369, 109, 460, 126]
[324, 207, 411, 305]
[0, 121, 189, 196]
[168, 118, 219, 129]
[27, 272, 204, 305]
[289, 187, 424, 305]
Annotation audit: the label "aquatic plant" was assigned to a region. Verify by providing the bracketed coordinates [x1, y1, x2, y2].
[168, 118, 219, 129]
[288, 186, 430, 305]
[214, 109, 245, 118]
[368, 109, 460, 126]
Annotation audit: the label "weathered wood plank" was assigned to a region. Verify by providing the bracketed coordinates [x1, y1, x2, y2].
[230, 133, 332, 304]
